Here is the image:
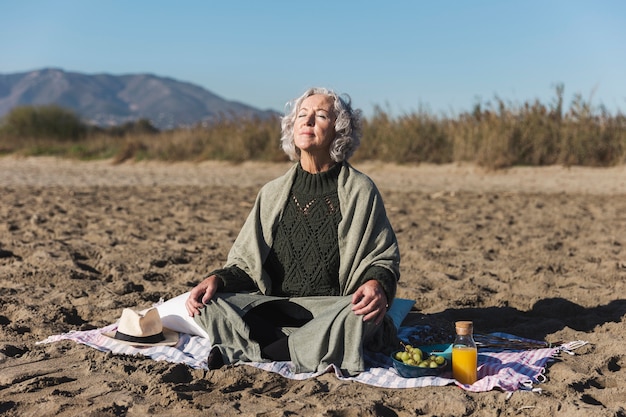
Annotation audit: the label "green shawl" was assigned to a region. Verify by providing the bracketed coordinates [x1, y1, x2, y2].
[195, 162, 401, 374]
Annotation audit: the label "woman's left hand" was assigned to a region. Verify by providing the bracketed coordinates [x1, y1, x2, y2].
[351, 280, 388, 325]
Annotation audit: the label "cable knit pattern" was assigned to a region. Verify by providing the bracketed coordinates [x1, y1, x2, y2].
[266, 163, 342, 296]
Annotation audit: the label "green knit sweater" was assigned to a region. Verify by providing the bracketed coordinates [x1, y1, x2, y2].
[211, 163, 396, 301]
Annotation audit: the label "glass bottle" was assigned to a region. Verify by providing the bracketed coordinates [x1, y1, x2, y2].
[452, 320, 478, 385]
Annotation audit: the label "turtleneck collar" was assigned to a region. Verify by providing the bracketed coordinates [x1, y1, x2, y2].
[293, 162, 342, 195]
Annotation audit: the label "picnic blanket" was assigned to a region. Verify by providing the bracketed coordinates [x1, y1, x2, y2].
[37, 322, 586, 392]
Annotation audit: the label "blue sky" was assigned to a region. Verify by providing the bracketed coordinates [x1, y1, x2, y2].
[1, 0, 625, 117]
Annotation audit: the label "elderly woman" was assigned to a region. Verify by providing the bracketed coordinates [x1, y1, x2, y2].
[184, 87, 400, 375]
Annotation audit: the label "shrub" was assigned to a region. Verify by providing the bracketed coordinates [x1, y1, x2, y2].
[99, 118, 159, 137]
[0, 105, 86, 141]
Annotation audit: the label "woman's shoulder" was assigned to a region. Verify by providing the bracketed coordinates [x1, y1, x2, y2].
[340, 163, 379, 193]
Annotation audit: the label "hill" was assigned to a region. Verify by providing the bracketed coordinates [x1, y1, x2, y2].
[0, 68, 278, 130]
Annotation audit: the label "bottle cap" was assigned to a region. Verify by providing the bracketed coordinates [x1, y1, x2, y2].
[455, 321, 473, 335]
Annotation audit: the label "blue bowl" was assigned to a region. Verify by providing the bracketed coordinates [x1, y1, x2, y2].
[418, 343, 453, 363]
[391, 350, 448, 378]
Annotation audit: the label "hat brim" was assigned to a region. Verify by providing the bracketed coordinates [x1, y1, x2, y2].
[102, 328, 179, 348]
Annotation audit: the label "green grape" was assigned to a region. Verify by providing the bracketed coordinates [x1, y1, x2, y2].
[397, 344, 448, 369]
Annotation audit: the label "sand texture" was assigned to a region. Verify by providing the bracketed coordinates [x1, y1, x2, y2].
[1, 156, 626, 416]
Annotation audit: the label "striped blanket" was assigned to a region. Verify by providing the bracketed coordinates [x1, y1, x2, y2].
[37, 324, 585, 392]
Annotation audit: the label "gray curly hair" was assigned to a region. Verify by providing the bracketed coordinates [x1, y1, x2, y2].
[280, 87, 362, 162]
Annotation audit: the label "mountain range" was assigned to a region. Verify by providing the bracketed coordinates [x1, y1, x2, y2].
[0, 68, 278, 130]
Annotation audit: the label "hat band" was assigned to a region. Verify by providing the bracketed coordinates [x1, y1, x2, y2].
[114, 330, 166, 344]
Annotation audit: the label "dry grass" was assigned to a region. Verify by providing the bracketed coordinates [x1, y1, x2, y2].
[1, 88, 625, 168]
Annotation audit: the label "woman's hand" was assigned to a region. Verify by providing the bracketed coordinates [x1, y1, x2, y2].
[351, 280, 388, 325]
[185, 275, 221, 317]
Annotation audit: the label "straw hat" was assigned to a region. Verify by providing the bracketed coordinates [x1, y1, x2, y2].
[103, 307, 179, 347]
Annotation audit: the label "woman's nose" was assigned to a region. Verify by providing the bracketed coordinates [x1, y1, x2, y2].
[304, 113, 314, 126]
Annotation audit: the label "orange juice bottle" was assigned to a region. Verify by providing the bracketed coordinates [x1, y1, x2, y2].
[452, 321, 478, 385]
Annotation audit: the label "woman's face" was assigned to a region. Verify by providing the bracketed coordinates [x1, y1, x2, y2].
[293, 94, 336, 158]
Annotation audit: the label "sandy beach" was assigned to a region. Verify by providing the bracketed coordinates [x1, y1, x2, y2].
[1, 156, 625, 416]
